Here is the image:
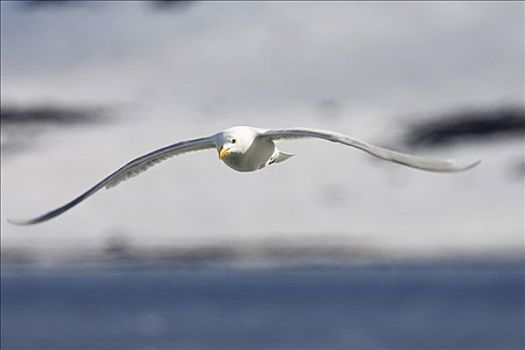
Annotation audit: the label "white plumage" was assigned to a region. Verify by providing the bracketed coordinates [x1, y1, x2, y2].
[8, 126, 480, 225]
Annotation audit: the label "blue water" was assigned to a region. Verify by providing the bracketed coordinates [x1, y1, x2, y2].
[2, 261, 524, 350]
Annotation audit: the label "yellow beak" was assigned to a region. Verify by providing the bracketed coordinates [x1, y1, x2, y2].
[219, 147, 230, 160]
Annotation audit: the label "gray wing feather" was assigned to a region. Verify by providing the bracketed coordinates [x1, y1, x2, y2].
[9, 136, 216, 225]
[260, 128, 480, 172]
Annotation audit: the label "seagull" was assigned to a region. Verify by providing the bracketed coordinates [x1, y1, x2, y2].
[8, 126, 480, 225]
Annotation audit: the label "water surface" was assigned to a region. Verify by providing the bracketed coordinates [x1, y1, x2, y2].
[2, 261, 524, 349]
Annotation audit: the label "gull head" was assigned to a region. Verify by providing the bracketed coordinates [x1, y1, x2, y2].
[217, 126, 257, 160]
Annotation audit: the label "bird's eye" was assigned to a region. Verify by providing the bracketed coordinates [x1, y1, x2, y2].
[231, 139, 236, 144]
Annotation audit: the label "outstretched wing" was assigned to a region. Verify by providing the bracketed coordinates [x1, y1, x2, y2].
[9, 136, 217, 225]
[260, 128, 480, 172]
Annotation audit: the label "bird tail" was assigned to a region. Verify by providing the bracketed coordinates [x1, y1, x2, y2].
[273, 150, 295, 164]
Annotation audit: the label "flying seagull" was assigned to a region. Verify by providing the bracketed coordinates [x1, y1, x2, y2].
[8, 126, 480, 225]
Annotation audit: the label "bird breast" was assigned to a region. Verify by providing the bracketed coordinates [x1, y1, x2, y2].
[223, 138, 275, 172]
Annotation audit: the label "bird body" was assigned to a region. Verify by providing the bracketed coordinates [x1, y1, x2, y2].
[9, 125, 480, 225]
[218, 126, 277, 171]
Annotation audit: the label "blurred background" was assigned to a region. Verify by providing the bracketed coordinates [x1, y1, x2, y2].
[1, 1, 524, 349]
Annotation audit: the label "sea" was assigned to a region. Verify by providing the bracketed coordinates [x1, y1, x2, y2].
[1, 259, 524, 350]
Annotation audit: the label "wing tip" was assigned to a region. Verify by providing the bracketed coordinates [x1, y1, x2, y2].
[7, 218, 33, 226]
[456, 159, 481, 171]
[437, 158, 481, 172]
[415, 158, 481, 173]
